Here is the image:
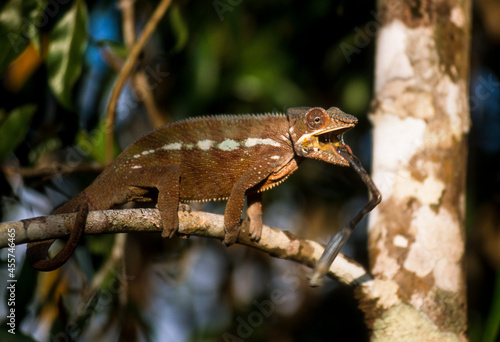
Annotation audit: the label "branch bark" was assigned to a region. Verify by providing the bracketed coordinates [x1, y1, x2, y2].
[1, 209, 370, 287]
[362, 0, 471, 340]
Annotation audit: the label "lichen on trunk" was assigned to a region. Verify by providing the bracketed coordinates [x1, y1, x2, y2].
[365, 0, 471, 339]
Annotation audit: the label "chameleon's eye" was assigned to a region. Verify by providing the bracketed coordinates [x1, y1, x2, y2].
[306, 108, 327, 130]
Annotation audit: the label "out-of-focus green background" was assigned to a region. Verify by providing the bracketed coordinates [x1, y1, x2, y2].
[0, 0, 499, 341]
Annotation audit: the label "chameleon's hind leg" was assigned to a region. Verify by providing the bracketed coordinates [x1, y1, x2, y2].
[126, 165, 182, 238]
[27, 203, 89, 271]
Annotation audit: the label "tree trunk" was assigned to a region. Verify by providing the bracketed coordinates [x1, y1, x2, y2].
[363, 0, 471, 340]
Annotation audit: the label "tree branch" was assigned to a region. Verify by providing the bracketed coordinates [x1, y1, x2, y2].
[119, 0, 167, 128]
[0, 208, 371, 287]
[105, 0, 172, 163]
[2, 164, 103, 179]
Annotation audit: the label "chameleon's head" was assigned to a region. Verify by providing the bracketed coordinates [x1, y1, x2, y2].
[287, 107, 358, 166]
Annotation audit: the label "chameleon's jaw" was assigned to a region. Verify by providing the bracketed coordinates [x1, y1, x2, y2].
[298, 124, 355, 165]
[315, 125, 353, 148]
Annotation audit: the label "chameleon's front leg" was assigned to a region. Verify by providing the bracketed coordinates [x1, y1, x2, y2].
[224, 166, 272, 245]
[247, 192, 263, 241]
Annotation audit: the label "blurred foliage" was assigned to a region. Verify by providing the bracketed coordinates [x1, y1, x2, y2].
[0, 0, 498, 341]
[0, 105, 36, 163]
[0, 0, 46, 74]
[482, 265, 500, 342]
[46, 0, 88, 109]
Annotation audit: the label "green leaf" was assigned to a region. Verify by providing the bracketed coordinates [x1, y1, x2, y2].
[46, 0, 88, 110]
[484, 265, 500, 342]
[0, 105, 36, 163]
[0, 0, 45, 74]
[76, 118, 119, 164]
[95, 39, 128, 60]
[0, 0, 26, 72]
[23, 0, 45, 54]
[169, 3, 189, 53]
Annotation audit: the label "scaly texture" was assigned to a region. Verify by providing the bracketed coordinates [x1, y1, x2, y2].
[26, 107, 358, 271]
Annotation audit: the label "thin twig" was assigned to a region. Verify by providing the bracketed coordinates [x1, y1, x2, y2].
[119, 0, 136, 47]
[80, 233, 127, 307]
[2, 164, 103, 179]
[119, 0, 166, 128]
[133, 71, 167, 127]
[106, 0, 172, 164]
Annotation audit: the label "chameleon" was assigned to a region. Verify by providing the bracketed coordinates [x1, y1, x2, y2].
[27, 106, 358, 271]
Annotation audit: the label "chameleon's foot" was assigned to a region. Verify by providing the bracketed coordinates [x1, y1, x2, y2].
[178, 203, 191, 212]
[222, 224, 240, 246]
[246, 193, 263, 241]
[161, 220, 178, 238]
[249, 218, 262, 242]
[160, 205, 190, 238]
[161, 228, 175, 239]
[160, 210, 179, 238]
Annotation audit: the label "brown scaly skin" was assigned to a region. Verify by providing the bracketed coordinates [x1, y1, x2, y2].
[27, 107, 357, 271]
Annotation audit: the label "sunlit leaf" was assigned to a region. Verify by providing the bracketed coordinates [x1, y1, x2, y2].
[20, 0, 45, 53]
[0, 0, 45, 74]
[0, 105, 36, 163]
[46, 0, 88, 110]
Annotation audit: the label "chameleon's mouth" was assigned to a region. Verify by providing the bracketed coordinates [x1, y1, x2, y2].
[296, 123, 355, 166]
[312, 125, 354, 153]
[296, 124, 355, 166]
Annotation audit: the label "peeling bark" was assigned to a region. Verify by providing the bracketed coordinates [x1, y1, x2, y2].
[364, 0, 470, 339]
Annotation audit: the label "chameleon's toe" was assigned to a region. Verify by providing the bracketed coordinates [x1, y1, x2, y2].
[161, 225, 177, 238]
[178, 203, 191, 212]
[160, 215, 179, 238]
[222, 226, 240, 246]
[158, 206, 180, 238]
[249, 223, 262, 242]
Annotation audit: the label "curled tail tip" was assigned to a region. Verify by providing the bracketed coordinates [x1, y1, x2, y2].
[27, 203, 89, 272]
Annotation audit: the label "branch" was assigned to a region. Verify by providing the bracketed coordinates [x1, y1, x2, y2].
[105, 0, 172, 163]
[2, 164, 103, 179]
[0, 208, 371, 287]
[119, 0, 167, 128]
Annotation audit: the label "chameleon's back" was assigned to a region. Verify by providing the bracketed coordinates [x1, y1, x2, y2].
[107, 114, 296, 201]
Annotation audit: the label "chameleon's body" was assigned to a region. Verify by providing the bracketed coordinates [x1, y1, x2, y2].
[27, 107, 357, 271]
